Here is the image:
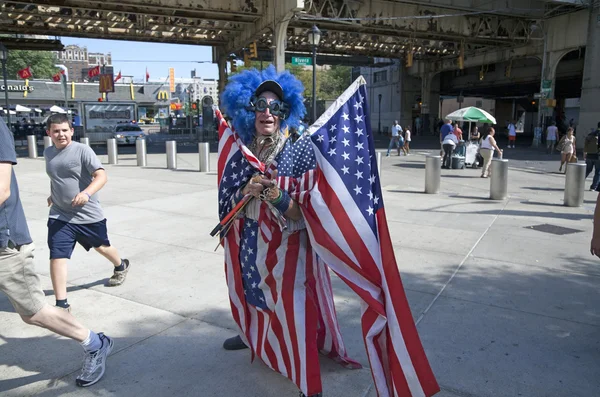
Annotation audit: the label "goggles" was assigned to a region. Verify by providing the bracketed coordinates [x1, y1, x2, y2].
[247, 96, 289, 119]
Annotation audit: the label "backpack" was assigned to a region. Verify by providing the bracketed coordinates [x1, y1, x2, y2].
[584, 132, 598, 154]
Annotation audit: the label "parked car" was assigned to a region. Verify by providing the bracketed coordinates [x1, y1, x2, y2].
[113, 124, 146, 145]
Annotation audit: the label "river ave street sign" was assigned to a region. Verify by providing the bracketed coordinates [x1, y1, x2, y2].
[292, 57, 312, 66]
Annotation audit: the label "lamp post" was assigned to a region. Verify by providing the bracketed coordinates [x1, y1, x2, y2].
[307, 25, 321, 123]
[0, 43, 10, 130]
[378, 94, 382, 135]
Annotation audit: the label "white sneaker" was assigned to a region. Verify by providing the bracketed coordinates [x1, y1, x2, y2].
[76, 333, 114, 387]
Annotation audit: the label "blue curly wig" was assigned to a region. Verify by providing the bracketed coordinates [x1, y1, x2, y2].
[220, 65, 306, 144]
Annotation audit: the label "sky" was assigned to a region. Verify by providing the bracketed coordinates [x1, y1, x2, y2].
[61, 37, 219, 81]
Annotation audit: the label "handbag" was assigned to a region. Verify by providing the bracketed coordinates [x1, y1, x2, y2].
[556, 136, 566, 152]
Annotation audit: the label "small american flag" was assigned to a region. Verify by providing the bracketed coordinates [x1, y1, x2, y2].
[300, 76, 440, 396]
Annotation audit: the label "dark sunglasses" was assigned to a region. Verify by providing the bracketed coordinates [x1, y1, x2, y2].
[247, 96, 289, 119]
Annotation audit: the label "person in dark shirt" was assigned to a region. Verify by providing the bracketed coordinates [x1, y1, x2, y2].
[0, 118, 113, 388]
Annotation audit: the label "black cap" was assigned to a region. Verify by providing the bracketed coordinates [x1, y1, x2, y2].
[255, 80, 284, 100]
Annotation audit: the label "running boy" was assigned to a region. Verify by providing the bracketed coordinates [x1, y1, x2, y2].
[44, 114, 130, 311]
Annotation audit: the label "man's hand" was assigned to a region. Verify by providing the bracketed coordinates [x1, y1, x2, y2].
[71, 192, 90, 207]
[591, 236, 600, 258]
[47, 196, 53, 207]
[242, 171, 278, 198]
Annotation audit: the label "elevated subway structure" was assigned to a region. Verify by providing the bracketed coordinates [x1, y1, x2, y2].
[0, 0, 597, 140]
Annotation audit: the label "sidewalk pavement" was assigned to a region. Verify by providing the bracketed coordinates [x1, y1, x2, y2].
[1, 148, 599, 397]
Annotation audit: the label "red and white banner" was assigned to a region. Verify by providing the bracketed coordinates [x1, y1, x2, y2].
[17, 66, 32, 79]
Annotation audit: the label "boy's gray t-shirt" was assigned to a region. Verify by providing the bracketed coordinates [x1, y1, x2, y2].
[45, 142, 105, 224]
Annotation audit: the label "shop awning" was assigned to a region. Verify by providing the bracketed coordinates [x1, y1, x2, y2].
[49, 105, 67, 114]
[15, 105, 32, 112]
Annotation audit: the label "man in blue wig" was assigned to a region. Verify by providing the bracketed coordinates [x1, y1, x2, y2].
[217, 66, 360, 397]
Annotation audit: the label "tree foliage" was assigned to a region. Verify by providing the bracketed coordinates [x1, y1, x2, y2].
[231, 61, 352, 101]
[5, 50, 59, 79]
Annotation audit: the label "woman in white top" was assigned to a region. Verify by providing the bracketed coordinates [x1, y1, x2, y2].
[442, 132, 459, 168]
[403, 126, 411, 155]
[479, 128, 503, 178]
[559, 127, 576, 173]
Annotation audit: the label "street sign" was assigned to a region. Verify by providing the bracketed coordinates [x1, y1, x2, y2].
[292, 57, 312, 66]
[534, 93, 542, 99]
[542, 80, 552, 90]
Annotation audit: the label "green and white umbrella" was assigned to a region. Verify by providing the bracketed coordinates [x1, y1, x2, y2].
[445, 106, 497, 140]
[446, 106, 497, 124]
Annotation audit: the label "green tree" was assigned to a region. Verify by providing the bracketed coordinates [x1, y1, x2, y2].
[318, 65, 351, 100]
[6, 50, 58, 79]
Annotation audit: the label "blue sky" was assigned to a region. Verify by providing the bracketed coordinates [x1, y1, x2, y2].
[61, 37, 219, 81]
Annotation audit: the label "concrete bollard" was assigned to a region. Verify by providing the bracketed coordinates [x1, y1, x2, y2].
[564, 162, 585, 207]
[199, 142, 210, 172]
[425, 155, 441, 194]
[490, 159, 509, 200]
[27, 135, 38, 159]
[80, 137, 90, 146]
[107, 139, 118, 165]
[43, 136, 52, 151]
[166, 140, 177, 170]
[376, 152, 382, 176]
[136, 138, 147, 167]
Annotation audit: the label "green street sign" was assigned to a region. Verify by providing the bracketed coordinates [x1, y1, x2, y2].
[542, 80, 552, 90]
[292, 57, 312, 66]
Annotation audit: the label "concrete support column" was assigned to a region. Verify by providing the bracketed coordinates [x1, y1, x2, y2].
[273, 18, 291, 73]
[217, 53, 228, 101]
[420, 73, 433, 135]
[578, 5, 600, 145]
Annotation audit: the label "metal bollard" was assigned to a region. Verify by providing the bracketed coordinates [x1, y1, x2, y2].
[199, 142, 210, 172]
[136, 138, 147, 167]
[166, 140, 177, 170]
[43, 136, 52, 151]
[80, 137, 90, 146]
[490, 159, 509, 200]
[425, 155, 441, 194]
[376, 152, 382, 175]
[564, 162, 586, 207]
[107, 138, 118, 165]
[27, 135, 38, 159]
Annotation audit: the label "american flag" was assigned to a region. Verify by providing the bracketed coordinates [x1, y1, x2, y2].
[216, 111, 360, 397]
[300, 76, 440, 397]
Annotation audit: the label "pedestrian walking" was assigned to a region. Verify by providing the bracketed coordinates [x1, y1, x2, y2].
[546, 121, 559, 154]
[0, 118, 114, 387]
[386, 120, 403, 156]
[584, 122, 600, 190]
[403, 126, 411, 155]
[507, 121, 517, 148]
[480, 128, 503, 178]
[442, 131, 458, 169]
[558, 127, 577, 173]
[44, 114, 131, 312]
[439, 119, 454, 156]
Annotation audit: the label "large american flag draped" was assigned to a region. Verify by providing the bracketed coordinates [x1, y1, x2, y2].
[216, 110, 361, 397]
[216, 75, 439, 397]
[300, 77, 439, 396]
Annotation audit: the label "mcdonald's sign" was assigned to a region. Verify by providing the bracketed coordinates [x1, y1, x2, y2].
[98, 74, 115, 93]
[157, 90, 169, 101]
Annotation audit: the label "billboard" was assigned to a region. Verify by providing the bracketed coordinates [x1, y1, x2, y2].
[83, 103, 136, 134]
[169, 68, 175, 93]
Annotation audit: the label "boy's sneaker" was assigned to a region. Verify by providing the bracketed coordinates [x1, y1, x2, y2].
[56, 304, 71, 313]
[76, 333, 114, 387]
[108, 259, 130, 287]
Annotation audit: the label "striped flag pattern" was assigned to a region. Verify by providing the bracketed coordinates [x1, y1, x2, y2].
[216, 111, 361, 396]
[300, 76, 439, 396]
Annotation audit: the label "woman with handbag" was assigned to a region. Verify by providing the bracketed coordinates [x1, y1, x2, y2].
[559, 127, 577, 173]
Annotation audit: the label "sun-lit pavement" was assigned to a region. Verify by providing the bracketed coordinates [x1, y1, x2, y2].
[1, 146, 598, 397]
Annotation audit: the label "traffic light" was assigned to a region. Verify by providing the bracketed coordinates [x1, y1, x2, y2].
[406, 51, 413, 68]
[505, 61, 512, 78]
[249, 41, 258, 59]
[244, 52, 251, 68]
[191, 102, 197, 110]
[229, 59, 237, 73]
[458, 43, 464, 70]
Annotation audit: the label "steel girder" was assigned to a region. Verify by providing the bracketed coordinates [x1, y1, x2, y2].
[0, 0, 261, 46]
